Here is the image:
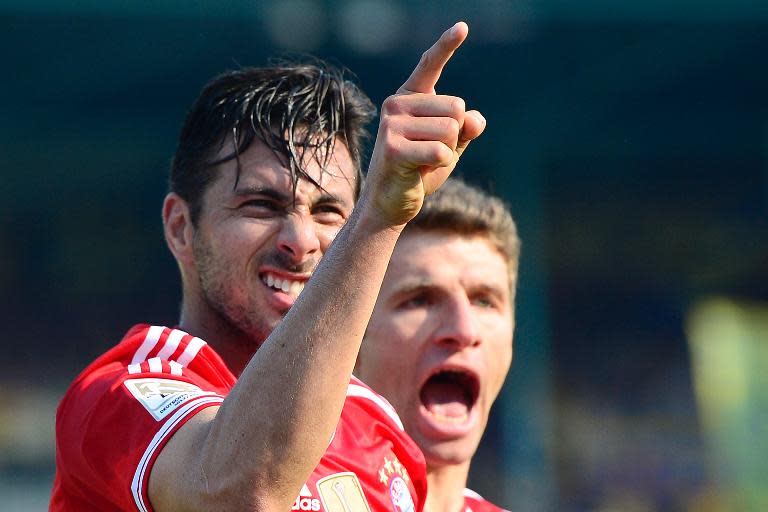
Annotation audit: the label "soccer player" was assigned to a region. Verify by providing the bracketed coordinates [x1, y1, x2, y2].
[51, 22, 486, 512]
[355, 179, 518, 512]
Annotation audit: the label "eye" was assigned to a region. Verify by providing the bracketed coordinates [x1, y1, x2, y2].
[312, 203, 347, 224]
[240, 198, 282, 216]
[397, 293, 430, 310]
[471, 294, 495, 309]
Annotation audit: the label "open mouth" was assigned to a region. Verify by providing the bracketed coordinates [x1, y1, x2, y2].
[419, 368, 480, 424]
[259, 271, 307, 296]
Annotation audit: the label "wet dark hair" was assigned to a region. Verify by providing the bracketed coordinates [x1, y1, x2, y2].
[170, 62, 377, 224]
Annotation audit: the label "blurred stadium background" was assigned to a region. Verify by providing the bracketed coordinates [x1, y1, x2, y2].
[1, 1, 767, 510]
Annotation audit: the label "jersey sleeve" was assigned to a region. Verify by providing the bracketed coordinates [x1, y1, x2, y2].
[54, 357, 225, 511]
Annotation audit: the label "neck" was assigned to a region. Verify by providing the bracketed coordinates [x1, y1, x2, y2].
[178, 297, 264, 377]
[424, 460, 471, 512]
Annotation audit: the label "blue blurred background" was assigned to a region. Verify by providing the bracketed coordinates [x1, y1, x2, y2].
[1, 1, 767, 510]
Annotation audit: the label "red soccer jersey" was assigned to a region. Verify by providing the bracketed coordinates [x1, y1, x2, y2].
[51, 324, 427, 512]
[462, 488, 509, 512]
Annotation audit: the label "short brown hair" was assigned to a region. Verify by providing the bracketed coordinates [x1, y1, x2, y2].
[404, 178, 520, 290]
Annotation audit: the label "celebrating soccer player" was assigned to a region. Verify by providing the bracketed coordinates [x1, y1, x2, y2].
[356, 179, 518, 512]
[52, 22, 485, 512]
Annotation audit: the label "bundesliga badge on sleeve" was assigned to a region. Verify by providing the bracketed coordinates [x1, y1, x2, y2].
[316, 472, 372, 512]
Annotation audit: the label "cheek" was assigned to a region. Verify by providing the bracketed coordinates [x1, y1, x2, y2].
[316, 224, 344, 251]
[484, 327, 514, 391]
[363, 318, 421, 378]
[217, 220, 278, 262]
[494, 348, 513, 388]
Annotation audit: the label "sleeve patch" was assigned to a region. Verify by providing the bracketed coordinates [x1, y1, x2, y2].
[124, 378, 217, 421]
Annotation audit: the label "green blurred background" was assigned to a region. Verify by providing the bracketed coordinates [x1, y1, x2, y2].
[1, 1, 767, 510]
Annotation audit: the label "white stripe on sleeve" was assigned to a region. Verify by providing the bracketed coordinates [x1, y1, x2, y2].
[156, 329, 186, 360]
[147, 357, 162, 373]
[131, 395, 224, 512]
[175, 337, 205, 367]
[169, 361, 183, 376]
[131, 325, 165, 365]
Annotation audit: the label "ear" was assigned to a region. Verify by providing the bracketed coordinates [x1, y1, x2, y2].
[162, 192, 196, 266]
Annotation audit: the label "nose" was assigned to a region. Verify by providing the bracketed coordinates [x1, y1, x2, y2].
[433, 295, 480, 350]
[276, 212, 321, 263]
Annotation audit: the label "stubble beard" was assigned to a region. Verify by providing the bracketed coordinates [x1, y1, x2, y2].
[193, 235, 274, 353]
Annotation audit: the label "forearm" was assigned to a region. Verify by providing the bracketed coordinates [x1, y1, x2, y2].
[196, 201, 404, 509]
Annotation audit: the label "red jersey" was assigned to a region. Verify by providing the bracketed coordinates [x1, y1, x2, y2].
[51, 324, 427, 512]
[462, 488, 509, 512]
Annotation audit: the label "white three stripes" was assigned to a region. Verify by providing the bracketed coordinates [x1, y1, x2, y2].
[127, 326, 206, 375]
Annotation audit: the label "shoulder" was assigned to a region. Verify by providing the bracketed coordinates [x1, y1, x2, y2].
[53, 324, 231, 511]
[463, 488, 510, 512]
[346, 375, 404, 430]
[68, 324, 235, 390]
[57, 323, 233, 433]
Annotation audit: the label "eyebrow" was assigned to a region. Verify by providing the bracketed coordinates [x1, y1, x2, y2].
[471, 283, 508, 300]
[233, 186, 290, 202]
[389, 279, 434, 298]
[389, 279, 507, 302]
[233, 185, 349, 208]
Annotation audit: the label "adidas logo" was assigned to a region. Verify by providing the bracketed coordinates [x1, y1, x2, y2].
[292, 484, 321, 511]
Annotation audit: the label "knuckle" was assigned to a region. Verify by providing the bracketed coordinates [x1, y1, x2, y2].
[449, 96, 466, 118]
[383, 138, 400, 159]
[444, 117, 460, 138]
[419, 50, 433, 68]
[378, 115, 393, 132]
[431, 143, 452, 165]
[381, 95, 401, 114]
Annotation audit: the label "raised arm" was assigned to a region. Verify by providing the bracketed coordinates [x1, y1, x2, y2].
[149, 21, 485, 512]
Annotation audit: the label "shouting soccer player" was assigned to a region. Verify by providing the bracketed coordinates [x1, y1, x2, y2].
[356, 179, 518, 512]
[51, 22, 486, 512]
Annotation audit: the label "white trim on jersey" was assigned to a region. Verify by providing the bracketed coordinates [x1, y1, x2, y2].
[463, 488, 483, 500]
[131, 325, 165, 365]
[175, 337, 205, 367]
[169, 361, 184, 376]
[147, 357, 162, 373]
[131, 395, 224, 512]
[156, 329, 186, 360]
[346, 383, 404, 431]
[128, 326, 207, 377]
[463, 488, 510, 512]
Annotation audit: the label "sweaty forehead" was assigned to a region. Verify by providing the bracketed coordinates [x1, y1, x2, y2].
[211, 136, 357, 202]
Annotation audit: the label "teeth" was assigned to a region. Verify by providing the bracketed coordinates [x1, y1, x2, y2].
[262, 273, 306, 296]
[429, 410, 469, 424]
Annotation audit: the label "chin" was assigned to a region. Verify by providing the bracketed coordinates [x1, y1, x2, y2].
[421, 436, 478, 469]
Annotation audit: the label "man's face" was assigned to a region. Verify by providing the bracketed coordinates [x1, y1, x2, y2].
[191, 137, 357, 345]
[357, 231, 514, 467]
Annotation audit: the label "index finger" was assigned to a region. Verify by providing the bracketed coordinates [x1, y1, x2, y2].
[398, 22, 468, 95]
